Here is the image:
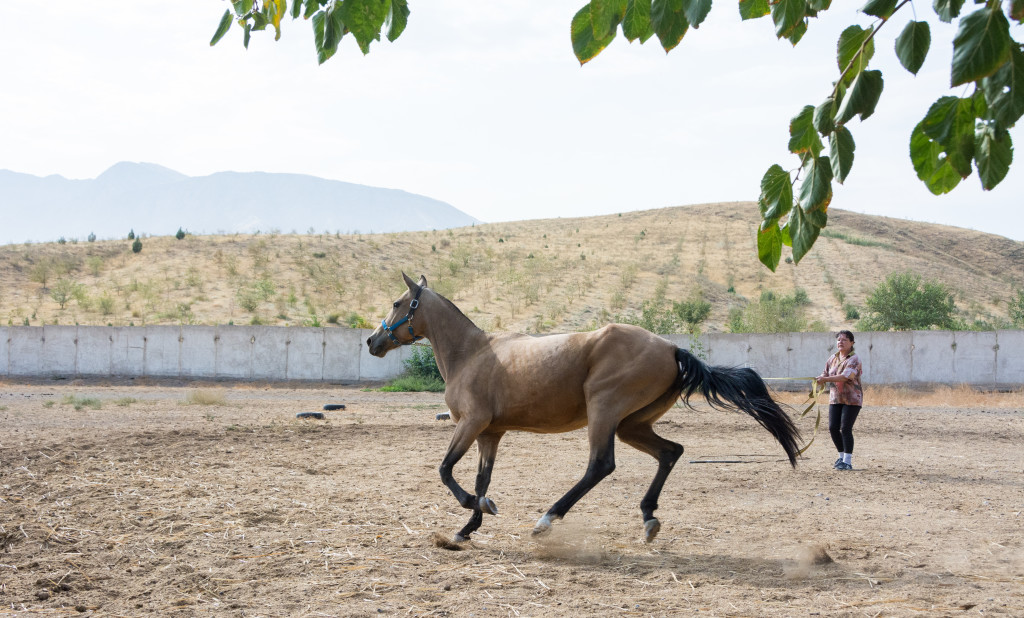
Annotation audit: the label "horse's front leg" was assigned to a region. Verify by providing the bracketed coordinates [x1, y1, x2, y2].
[454, 432, 504, 542]
[438, 419, 497, 539]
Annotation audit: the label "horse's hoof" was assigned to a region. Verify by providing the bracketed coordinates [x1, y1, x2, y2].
[479, 496, 498, 515]
[643, 518, 661, 544]
[453, 533, 468, 543]
[531, 513, 559, 537]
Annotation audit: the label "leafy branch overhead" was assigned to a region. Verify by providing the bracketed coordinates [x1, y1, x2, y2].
[212, 1, 1024, 269]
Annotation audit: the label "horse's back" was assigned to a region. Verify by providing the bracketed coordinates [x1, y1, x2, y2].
[445, 324, 679, 432]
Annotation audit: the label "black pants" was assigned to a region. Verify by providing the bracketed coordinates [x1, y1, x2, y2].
[829, 404, 862, 454]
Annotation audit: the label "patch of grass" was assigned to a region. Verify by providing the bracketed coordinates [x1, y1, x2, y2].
[114, 397, 139, 407]
[62, 395, 103, 410]
[42, 400, 56, 408]
[185, 389, 227, 406]
[0, 405, 7, 411]
[380, 375, 446, 392]
[821, 229, 892, 249]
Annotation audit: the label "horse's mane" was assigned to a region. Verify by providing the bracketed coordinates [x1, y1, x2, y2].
[431, 288, 483, 332]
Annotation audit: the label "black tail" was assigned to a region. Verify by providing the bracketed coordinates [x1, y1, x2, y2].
[675, 348, 801, 467]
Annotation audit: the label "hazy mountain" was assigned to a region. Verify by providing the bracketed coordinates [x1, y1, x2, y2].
[0, 162, 481, 243]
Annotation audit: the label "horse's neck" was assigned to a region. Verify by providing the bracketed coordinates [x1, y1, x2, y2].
[421, 294, 487, 381]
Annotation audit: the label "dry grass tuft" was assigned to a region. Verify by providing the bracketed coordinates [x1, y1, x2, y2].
[184, 389, 227, 406]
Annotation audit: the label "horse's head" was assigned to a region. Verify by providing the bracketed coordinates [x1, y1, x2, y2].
[366, 273, 429, 357]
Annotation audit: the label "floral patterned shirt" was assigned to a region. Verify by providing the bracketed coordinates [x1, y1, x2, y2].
[821, 351, 863, 406]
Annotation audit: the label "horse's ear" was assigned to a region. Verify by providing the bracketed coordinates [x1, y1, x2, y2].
[402, 272, 420, 292]
[418, 275, 428, 288]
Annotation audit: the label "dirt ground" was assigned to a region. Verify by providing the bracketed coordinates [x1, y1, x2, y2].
[1, 380, 1022, 617]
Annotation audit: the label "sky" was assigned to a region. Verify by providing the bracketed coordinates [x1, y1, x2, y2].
[2, 1, 1022, 241]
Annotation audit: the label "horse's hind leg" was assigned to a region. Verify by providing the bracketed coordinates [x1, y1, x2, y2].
[617, 417, 684, 544]
[454, 432, 503, 542]
[533, 422, 617, 536]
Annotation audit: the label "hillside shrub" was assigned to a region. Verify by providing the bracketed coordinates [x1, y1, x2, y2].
[1009, 291, 1024, 328]
[131, 238, 142, 253]
[673, 296, 712, 333]
[859, 271, 957, 331]
[728, 289, 819, 333]
[176, 228, 186, 240]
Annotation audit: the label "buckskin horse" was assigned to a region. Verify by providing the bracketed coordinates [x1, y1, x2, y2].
[366, 274, 801, 544]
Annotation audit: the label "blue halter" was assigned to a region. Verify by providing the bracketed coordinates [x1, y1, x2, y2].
[381, 286, 425, 345]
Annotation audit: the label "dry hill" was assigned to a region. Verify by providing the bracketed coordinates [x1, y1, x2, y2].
[2, 202, 1022, 334]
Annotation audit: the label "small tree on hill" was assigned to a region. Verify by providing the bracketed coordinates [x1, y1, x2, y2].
[673, 295, 712, 334]
[176, 228, 186, 240]
[128, 229, 135, 240]
[1009, 290, 1024, 328]
[132, 238, 143, 254]
[860, 271, 957, 331]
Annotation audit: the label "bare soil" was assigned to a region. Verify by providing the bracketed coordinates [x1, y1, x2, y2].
[1, 380, 1022, 616]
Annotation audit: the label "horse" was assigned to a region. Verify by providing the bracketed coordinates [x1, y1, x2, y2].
[366, 273, 801, 544]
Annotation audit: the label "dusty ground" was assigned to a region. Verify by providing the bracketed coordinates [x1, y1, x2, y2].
[1, 380, 1022, 617]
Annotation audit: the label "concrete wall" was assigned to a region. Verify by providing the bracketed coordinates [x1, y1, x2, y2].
[1, 326, 1021, 387]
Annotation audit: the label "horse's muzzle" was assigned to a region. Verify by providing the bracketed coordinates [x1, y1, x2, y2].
[366, 330, 393, 358]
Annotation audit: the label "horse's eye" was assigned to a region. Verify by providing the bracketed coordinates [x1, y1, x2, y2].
[393, 301, 400, 308]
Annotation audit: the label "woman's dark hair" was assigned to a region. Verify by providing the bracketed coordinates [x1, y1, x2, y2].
[836, 330, 855, 343]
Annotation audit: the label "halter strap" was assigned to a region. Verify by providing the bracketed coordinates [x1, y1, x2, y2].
[381, 286, 425, 345]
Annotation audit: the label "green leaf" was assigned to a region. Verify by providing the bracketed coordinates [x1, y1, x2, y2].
[340, 0, 390, 55]
[910, 122, 964, 194]
[758, 164, 794, 223]
[951, 7, 1012, 86]
[651, 0, 690, 52]
[758, 224, 783, 271]
[210, 9, 233, 46]
[836, 25, 875, 86]
[739, 0, 769, 20]
[830, 126, 856, 183]
[386, 0, 410, 42]
[243, 23, 252, 48]
[781, 222, 792, 247]
[623, 0, 654, 42]
[981, 45, 1024, 127]
[836, 70, 884, 123]
[788, 203, 827, 264]
[894, 20, 931, 75]
[1012, 0, 1024, 23]
[572, 5, 618, 64]
[862, 0, 898, 19]
[798, 155, 833, 212]
[304, 0, 320, 19]
[591, 0, 628, 40]
[785, 19, 808, 45]
[813, 97, 836, 134]
[772, 0, 805, 39]
[932, 0, 964, 24]
[682, 0, 712, 28]
[917, 96, 977, 177]
[975, 124, 1013, 189]
[789, 105, 823, 156]
[313, 8, 344, 64]
[291, 0, 302, 19]
[808, 0, 832, 11]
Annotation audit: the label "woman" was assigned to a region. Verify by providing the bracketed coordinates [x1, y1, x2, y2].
[816, 330, 863, 471]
